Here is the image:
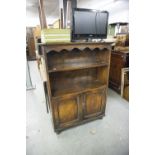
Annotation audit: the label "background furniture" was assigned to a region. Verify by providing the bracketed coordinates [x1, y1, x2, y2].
[109, 50, 129, 93]
[108, 22, 129, 37]
[38, 42, 112, 133]
[121, 68, 129, 101]
[26, 27, 36, 60]
[109, 33, 129, 94]
[26, 26, 41, 60]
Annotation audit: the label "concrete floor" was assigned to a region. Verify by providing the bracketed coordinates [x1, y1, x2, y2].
[26, 61, 129, 155]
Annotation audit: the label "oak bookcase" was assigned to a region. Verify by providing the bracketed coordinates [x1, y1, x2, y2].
[38, 42, 112, 133]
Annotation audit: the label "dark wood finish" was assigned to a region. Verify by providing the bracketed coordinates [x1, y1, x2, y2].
[41, 42, 112, 53]
[123, 86, 129, 101]
[48, 61, 108, 73]
[83, 87, 106, 119]
[121, 68, 129, 101]
[38, 42, 111, 133]
[47, 48, 109, 72]
[52, 94, 81, 129]
[26, 27, 36, 60]
[109, 50, 129, 93]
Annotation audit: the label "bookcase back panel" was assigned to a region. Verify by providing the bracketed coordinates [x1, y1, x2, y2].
[51, 68, 96, 85]
[49, 66, 109, 97]
[47, 48, 109, 71]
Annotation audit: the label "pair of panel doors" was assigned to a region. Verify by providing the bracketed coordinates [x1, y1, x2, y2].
[52, 86, 107, 129]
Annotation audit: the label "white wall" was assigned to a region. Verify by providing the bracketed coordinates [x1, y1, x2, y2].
[26, 0, 129, 26]
[26, 16, 58, 27]
[77, 0, 129, 24]
[109, 9, 129, 24]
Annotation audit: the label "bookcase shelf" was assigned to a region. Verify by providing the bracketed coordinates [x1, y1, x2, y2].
[52, 80, 105, 97]
[48, 61, 108, 73]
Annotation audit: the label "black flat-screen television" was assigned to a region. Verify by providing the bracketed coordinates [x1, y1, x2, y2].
[71, 8, 109, 41]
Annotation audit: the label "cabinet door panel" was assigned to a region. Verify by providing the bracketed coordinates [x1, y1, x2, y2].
[83, 88, 106, 118]
[53, 94, 81, 128]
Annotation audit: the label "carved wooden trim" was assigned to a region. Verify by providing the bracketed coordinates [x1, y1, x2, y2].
[42, 43, 112, 53]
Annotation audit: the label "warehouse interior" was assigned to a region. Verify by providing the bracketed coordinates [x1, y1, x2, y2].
[26, 0, 129, 155]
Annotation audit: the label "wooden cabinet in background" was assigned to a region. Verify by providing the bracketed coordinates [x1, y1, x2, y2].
[109, 50, 129, 93]
[26, 27, 36, 60]
[38, 42, 112, 133]
[26, 26, 41, 60]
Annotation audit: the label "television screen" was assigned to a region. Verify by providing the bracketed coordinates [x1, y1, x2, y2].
[72, 8, 109, 41]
